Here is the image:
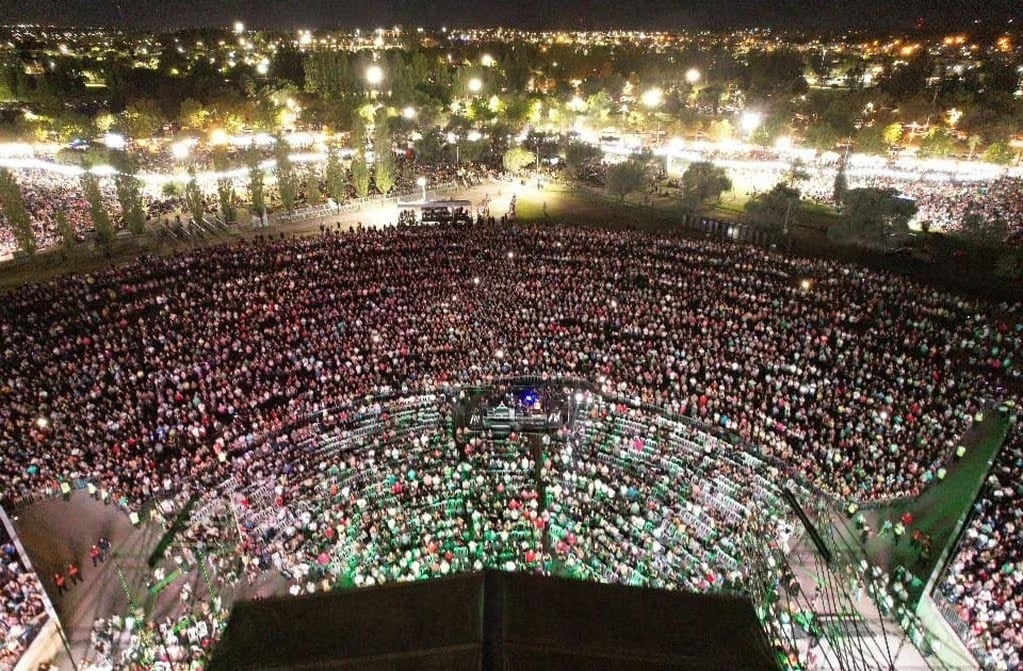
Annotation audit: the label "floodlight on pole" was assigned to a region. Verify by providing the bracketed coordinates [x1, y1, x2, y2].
[171, 141, 191, 159]
[210, 128, 229, 146]
[447, 132, 459, 164]
[468, 77, 483, 94]
[365, 64, 384, 87]
[641, 88, 663, 109]
[466, 130, 482, 142]
[685, 68, 701, 85]
[402, 106, 417, 120]
[741, 111, 762, 135]
[480, 54, 495, 67]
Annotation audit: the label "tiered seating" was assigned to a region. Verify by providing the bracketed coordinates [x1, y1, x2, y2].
[463, 431, 544, 570]
[548, 397, 798, 594]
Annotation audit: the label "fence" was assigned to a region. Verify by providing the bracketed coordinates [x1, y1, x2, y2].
[678, 213, 782, 247]
[932, 596, 988, 668]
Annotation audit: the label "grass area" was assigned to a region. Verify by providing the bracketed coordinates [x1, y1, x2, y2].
[516, 184, 683, 231]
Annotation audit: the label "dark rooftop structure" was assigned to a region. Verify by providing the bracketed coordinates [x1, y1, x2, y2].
[208, 570, 780, 671]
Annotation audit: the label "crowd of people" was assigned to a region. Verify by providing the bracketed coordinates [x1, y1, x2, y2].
[0, 155, 498, 257]
[0, 221, 1020, 667]
[1, 526, 48, 671]
[940, 424, 1023, 671]
[1, 223, 1019, 509]
[86, 600, 227, 670]
[4, 141, 1023, 257]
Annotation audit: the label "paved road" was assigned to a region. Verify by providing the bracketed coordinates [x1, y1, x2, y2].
[13, 493, 166, 668]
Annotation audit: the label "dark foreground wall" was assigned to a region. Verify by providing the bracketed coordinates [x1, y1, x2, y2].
[209, 571, 779, 671]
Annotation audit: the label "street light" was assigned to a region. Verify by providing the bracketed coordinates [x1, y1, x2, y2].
[685, 67, 701, 85]
[171, 141, 191, 160]
[402, 106, 417, 120]
[103, 133, 125, 150]
[641, 87, 663, 108]
[466, 130, 482, 142]
[416, 175, 427, 201]
[641, 88, 663, 145]
[446, 132, 459, 164]
[468, 77, 483, 94]
[365, 64, 384, 91]
[741, 111, 762, 136]
[480, 54, 495, 67]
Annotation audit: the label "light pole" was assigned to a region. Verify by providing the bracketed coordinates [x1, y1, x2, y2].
[447, 132, 459, 166]
[365, 64, 384, 99]
[741, 111, 762, 141]
[642, 88, 663, 146]
[535, 144, 541, 190]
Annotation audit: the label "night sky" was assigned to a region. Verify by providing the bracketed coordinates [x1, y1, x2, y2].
[0, 0, 1020, 31]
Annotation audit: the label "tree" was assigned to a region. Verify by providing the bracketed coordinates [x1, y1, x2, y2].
[830, 187, 917, 248]
[605, 161, 647, 202]
[211, 146, 237, 223]
[184, 168, 206, 225]
[746, 50, 808, 97]
[373, 116, 395, 196]
[855, 124, 888, 155]
[706, 119, 734, 143]
[995, 248, 1023, 283]
[0, 169, 36, 256]
[373, 153, 394, 196]
[918, 128, 956, 157]
[680, 161, 732, 210]
[120, 99, 165, 139]
[882, 123, 904, 148]
[55, 210, 76, 249]
[274, 137, 299, 210]
[833, 165, 848, 205]
[245, 146, 266, 219]
[745, 183, 801, 234]
[179, 98, 210, 129]
[305, 169, 323, 205]
[805, 122, 840, 151]
[967, 134, 982, 160]
[81, 172, 114, 246]
[502, 147, 534, 173]
[783, 158, 809, 186]
[324, 145, 347, 208]
[957, 210, 1009, 245]
[983, 142, 1015, 165]
[372, 107, 394, 196]
[564, 142, 603, 179]
[351, 154, 371, 199]
[111, 151, 146, 234]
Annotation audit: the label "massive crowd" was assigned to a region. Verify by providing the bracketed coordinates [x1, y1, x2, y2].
[940, 424, 1023, 671]
[0, 222, 1020, 668]
[3, 146, 1022, 256]
[0, 526, 48, 671]
[0, 156, 495, 257]
[1, 223, 1019, 509]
